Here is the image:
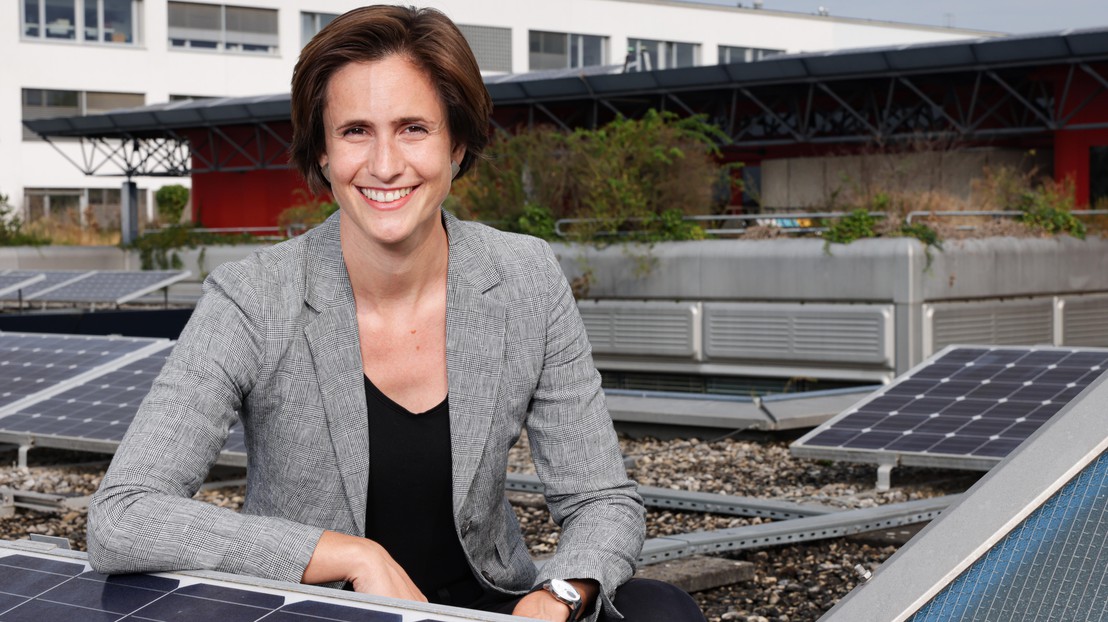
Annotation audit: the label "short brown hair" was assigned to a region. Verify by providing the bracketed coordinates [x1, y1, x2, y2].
[290, 5, 492, 195]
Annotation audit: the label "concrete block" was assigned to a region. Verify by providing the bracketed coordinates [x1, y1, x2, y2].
[635, 555, 755, 593]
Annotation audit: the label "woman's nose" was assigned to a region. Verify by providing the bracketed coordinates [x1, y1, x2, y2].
[369, 137, 403, 181]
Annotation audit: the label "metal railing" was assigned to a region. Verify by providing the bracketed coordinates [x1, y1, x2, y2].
[553, 211, 888, 238]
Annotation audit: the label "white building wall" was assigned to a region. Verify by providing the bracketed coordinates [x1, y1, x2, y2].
[0, 0, 992, 225]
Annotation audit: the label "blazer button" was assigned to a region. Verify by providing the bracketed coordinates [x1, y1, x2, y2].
[481, 570, 496, 586]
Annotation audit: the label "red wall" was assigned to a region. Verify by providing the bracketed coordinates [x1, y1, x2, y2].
[191, 169, 316, 229]
[1055, 128, 1108, 208]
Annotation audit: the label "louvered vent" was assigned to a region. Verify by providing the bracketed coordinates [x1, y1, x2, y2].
[577, 301, 700, 357]
[927, 298, 1054, 352]
[703, 303, 893, 366]
[1061, 294, 1108, 347]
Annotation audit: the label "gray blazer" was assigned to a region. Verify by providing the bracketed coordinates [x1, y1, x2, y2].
[88, 211, 645, 619]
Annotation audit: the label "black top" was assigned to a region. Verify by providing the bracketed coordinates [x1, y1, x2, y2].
[363, 375, 483, 606]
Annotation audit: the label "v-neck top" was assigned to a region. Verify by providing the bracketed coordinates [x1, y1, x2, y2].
[363, 375, 483, 606]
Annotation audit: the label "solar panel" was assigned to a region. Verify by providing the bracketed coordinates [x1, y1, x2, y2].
[0, 343, 247, 462]
[12, 270, 190, 305]
[820, 362, 1108, 621]
[0, 271, 90, 301]
[0, 274, 45, 298]
[790, 345, 1108, 471]
[0, 332, 168, 412]
[0, 542, 517, 621]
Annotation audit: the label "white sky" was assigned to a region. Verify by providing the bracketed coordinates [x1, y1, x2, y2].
[678, 0, 1108, 34]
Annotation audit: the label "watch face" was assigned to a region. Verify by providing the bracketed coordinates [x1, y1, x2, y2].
[550, 579, 581, 602]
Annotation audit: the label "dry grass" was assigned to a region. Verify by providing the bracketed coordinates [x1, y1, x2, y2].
[23, 212, 121, 246]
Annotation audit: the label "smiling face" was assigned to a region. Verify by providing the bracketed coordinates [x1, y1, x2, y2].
[319, 55, 465, 253]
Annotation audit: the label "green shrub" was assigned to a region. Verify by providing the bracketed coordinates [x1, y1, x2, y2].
[125, 224, 255, 270]
[0, 192, 51, 246]
[1013, 178, 1085, 239]
[155, 184, 190, 225]
[448, 110, 736, 243]
[276, 189, 338, 235]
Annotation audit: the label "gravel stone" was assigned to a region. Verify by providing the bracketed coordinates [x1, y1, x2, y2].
[0, 435, 979, 621]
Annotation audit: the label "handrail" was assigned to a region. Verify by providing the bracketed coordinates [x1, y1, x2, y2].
[553, 211, 887, 237]
[905, 209, 1108, 224]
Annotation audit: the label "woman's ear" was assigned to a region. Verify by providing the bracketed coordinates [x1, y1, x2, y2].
[451, 145, 467, 177]
[319, 155, 331, 182]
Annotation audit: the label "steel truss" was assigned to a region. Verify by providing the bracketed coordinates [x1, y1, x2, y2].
[492, 60, 1108, 149]
[39, 121, 292, 178]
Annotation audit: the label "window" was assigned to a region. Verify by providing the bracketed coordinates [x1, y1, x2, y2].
[168, 2, 278, 54]
[627, 38, 699, 71]
[459, 24, 511, 73]
[24, 187, 149, 228]
[718, 45, 784, 64]
[300, 11, 336, 48]
[22, 0, 141, 44]
[23, 88, 144, 140]
[529, 30, 607, 71]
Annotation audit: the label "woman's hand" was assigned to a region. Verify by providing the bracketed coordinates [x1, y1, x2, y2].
[302, 530, 427, 602]
[511, 589, 572, 622]
[512, 579, 598, 622]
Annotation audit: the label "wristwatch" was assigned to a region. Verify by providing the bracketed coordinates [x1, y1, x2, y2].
[540, 578, 582, 620]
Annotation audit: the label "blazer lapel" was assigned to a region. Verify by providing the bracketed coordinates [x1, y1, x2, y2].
[302, 215, 369, 535]
[444, 213, 507, 512]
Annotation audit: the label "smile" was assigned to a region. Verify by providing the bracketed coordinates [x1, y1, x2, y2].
[359, 186, 415, 203]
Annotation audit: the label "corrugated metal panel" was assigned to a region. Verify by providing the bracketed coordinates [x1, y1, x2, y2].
[703, 303, 894, 366]
[1061, 294, 1108, 347]
[928, 299, 1054, 352]
[577, 300, 700, 357]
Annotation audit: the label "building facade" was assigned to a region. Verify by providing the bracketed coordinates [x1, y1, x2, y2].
[3, 0, 989, 229]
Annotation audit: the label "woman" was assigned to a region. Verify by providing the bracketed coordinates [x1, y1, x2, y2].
[88, 6, 704, 622]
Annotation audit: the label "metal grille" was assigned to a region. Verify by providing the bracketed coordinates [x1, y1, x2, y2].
[459, 23, 512, 73]
[1062, 294, 1108, 347]
[911, 448, 1108, 620]
[929, 299, 1054, 351]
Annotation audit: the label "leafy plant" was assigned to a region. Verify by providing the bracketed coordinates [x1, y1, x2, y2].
[448, 110, 736, 244]
[155, 184, 190, 225]
[277, 189, 339, 235]
[822, 209, 879, 246]
[125, 224, 256, 270]
[1013, 178, 1085, 239]
[0, 192, 51, 246]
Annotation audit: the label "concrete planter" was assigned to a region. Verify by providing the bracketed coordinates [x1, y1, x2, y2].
[551, 235, 1108, 381]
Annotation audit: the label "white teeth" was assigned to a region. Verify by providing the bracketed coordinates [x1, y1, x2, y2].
[361, 186, 413, 202]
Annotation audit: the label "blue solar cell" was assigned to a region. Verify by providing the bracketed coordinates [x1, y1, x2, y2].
[27, 270, 188, 304]
[910, 449, 1108, 621]
[0, 598, 123, 622]
[0, 333, 162, 409]
[39, 575, 169, 614]
[793, 347, 1108, 469]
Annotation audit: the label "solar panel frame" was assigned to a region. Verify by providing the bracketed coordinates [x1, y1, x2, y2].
[0, 271, 95, 301]
[0, 274, 46, 298]
[820, 363, 1108, 621]
[21, 270, 191, 305]
[0, 541, 524, 621]
[0, 332, 171, 415]
[0, 341, 248, 465]
[790, 345, 1108, 471]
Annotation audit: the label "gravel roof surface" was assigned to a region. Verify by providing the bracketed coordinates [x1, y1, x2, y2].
[0, 436, 980, 622]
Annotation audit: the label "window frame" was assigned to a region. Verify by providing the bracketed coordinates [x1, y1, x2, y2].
[21, 0, 142, 46]
[168, 1, 279, 55]
[529, 29, 608, 71]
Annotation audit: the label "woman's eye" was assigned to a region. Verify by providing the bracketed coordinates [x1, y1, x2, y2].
[342, 127, 366, 137]
[404, 125, 429, 135]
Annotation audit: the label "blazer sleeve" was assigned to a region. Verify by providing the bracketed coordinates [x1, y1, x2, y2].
[86, 261, 324, 583]
[525, 242, 647, 619]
